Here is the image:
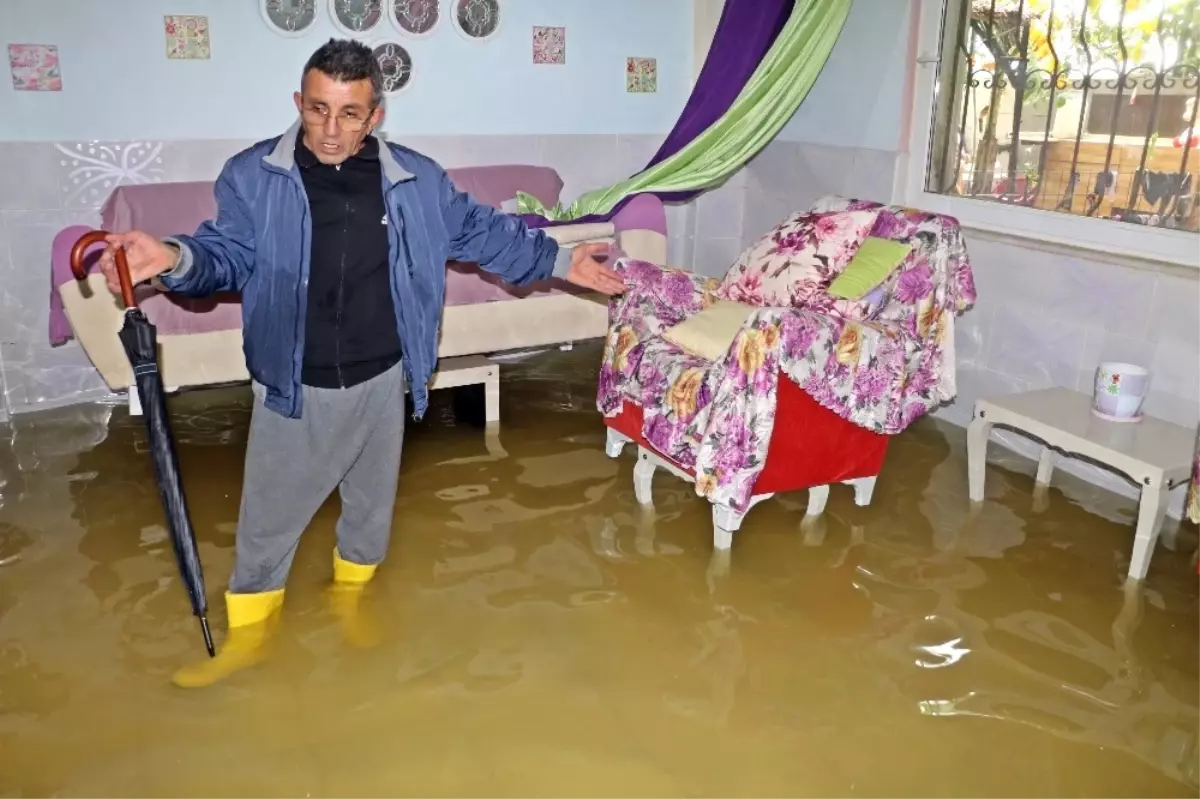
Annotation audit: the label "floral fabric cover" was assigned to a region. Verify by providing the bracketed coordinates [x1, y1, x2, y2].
[718, 208, 879, 310]
[598, 197, 977, 513]
[1187, 435, 1199, 526]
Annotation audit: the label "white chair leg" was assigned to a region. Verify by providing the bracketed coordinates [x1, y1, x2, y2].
[846, 476, 877, 507]
[127, 388, 143, 417]
[967, 411, 992, 502]
[806, 485, 830, 517]
[712, 506, 741, 550]
[605, 427, 630, 458]
[711, 494, 771, 551]
[633, 449, 656, 506]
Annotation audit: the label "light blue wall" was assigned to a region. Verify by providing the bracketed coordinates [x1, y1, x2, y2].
[0, 0, 693, 141]
[777, 0, 910, 151]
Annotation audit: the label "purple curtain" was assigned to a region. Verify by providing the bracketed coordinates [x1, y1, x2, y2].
[520, 0, 793, 228]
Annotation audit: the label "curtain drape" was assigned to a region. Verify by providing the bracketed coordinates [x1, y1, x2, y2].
[517, 0, 852, 226]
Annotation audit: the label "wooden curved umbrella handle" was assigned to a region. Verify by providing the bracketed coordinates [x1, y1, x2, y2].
[70, 229, 138, 310]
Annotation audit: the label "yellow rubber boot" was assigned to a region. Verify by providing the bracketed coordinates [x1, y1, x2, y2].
[172, 589, 284, 689]
[328, 549, 380, 649]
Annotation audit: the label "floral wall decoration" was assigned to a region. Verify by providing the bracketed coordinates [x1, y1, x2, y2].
[261, 0, 319, 37]
[372, 41, 414, 94]
[9, 44, 62, 91]
[331, 0, 385, 35]
[533, 26, 565, 65]
[626, 57, 657, 93]
[164, 15, 211, 60]
[453, 0, 500, 41]
[390, 0, 440, 37]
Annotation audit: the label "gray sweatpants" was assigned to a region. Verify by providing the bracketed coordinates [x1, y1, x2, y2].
[229, 364, 406, 594]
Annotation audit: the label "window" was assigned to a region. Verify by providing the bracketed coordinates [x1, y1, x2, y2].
[907, 0, 1200, 267]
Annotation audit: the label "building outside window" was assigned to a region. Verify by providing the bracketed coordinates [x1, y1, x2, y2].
[909, 0, 1200, 265]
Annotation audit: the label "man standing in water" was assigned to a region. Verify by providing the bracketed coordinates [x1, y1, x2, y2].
[97, 39, 624, 687]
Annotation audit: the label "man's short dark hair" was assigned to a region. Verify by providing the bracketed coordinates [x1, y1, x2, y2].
[303, 38, 383, 107]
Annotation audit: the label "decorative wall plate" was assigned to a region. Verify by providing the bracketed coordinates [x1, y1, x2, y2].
[260, 0, 317, 38]
[330, 0, 385, 36]
[371, 41, 414, 94]
[451, 0, 500, 42]
[389, 0, 441, 38]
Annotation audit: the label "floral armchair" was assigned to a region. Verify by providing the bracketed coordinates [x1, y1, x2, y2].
[600, 196, 977, 550]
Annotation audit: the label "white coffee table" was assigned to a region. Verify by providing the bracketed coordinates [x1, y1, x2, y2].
[967, 387, 1196, 580]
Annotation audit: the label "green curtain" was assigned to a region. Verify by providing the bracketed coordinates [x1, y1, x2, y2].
[518, 0, 853, 221]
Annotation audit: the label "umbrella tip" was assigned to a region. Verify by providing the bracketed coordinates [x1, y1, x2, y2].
[200, 616, 216, 658]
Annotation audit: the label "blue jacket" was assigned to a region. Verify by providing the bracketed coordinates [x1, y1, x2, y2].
[161, 120, 570, 420]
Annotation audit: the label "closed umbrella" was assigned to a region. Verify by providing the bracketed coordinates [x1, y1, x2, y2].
[70, 230, 215, 657]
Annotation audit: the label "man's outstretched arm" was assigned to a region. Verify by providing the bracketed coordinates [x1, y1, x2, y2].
[437, 168, 624, 295]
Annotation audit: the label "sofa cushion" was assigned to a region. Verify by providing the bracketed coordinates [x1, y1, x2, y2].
[718, 208, 879, 311]
[825, 236, 913, 320]
[663, 299, 757, 361]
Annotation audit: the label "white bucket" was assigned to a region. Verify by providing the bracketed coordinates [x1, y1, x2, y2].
[1092, 362, 1150, 422]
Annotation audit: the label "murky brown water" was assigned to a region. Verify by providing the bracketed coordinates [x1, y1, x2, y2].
[1, 343, 1197, 797]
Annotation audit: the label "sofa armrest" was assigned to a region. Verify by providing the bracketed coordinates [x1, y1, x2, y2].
[542, 221, 616, 245]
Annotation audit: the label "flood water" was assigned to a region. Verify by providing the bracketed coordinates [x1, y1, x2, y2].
[1, 343, 1197, 797]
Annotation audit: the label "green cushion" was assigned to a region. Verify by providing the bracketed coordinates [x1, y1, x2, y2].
[827, 237, 913, 300]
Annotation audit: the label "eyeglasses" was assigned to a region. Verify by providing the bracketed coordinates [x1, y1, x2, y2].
[301, 103, 373, 132]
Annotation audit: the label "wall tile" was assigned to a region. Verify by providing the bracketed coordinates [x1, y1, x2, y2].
[539, 135, 620, 205]
[458, 135, 548, 168]
[739, 189, 793, 248]
[984, 303, 1088, 390]
[954, 301, 993, 368]
[692, 236, 742, 279]
[844, 148, 898, 204]
[2, 340, 112, 413]
[614, 134, 659, 178]
[667, 235, 689, 268]
[694, 179, 746, 240]
[742, 140, 800, 197]
[793, 144, 857, 203]
[1148, 273, 1200, 347]
[933, 364, 1028, 426]
[157, 139, 255, 183]
[1, 209, 100, 346]
[52, 141, 167, 210]
[0, 143, 62, 212]
[1074, 329, 1156, 394]
[663, 201, 693, 242]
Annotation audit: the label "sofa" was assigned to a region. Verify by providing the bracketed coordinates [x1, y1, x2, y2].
[601, 196, 977, 550]
[51, 164, 669, 418]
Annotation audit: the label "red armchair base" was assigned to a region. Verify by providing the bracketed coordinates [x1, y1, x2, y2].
[604, 372, 891, 546]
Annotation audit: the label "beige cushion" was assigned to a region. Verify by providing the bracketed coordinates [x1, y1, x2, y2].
[663, 300, 758, 361]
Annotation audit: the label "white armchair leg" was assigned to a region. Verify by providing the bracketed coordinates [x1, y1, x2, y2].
[805, 485, 830, 517]
[127, 388, 143, 417]
[633, 449, 656, 506]
[711, 494, 772, 551]
[605, 427, 630, 459]
[847, 476, 877, 507]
